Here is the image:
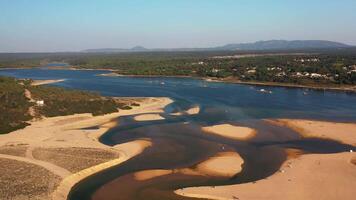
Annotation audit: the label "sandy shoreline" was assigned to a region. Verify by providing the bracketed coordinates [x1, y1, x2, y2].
[176, 119, 356, 200]
[0, 97, 172, 200]
[31, 79, 66, 86]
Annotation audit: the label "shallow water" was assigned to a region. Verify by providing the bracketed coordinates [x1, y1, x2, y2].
[1, 68, 356, 200]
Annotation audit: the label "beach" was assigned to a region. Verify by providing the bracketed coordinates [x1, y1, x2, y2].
[176, 119, 356, 200]
[0, 97, 172, 200]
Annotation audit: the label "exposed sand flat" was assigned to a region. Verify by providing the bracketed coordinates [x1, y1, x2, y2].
[134, 114, 165, 121]
[31, 79, 66, 86]
[202, 124, 256, 140]
[271, 119, 356, 146]
[171, 106, 200, 116]
[195, 152, 243, 177]
[176, 152, 356, 200]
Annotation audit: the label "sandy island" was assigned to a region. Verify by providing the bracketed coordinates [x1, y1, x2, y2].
[0, 97, 172, 200]
[202, 124, 256, 140]
[176, 119, 356, 200]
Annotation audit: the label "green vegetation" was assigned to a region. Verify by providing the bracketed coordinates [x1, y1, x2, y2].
[0, 76, 132, 134]
[0, 77, 32, 134]
[30, 86, 120, 117]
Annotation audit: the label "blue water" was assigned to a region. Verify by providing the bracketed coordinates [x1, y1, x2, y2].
[1, 68, 356, 200]
[1, 68, 356, 121]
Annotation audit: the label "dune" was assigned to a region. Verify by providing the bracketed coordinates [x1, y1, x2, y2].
[202, 124, 256, 140]
[134, 114, 165, 121]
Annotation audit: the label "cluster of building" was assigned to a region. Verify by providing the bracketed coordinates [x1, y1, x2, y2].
[345, 65, 356, 74]
[294, 58, 320, 63]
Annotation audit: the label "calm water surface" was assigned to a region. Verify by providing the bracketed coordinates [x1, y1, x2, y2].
[1, 68, 355, 200]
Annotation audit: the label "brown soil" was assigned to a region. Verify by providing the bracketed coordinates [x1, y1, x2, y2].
[0, 158, 61, 200]
[0, 145, 28, 157]
[32, 147, 120, 173]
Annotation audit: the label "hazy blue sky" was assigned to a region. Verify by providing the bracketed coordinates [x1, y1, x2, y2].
[1, 0, 356, 52]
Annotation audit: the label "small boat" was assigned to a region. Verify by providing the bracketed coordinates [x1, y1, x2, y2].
[259, 89, 272, 94]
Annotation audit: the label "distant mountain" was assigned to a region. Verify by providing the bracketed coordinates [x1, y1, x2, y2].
[82, 40, 351, 53]
[214, 40, 350, 50]
[82, 46, 148, 53]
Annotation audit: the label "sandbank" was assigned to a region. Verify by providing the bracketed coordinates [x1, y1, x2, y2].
[195, 151, 243, 177]
[202, 124, 256, 140]
[31, 79, 66, 86]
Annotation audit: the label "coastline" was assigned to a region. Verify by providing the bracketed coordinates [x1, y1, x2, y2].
[2, 66, 355, 92]
[0, 97, 173, 200]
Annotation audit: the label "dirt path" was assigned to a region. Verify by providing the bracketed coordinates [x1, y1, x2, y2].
[24, 88, 37, 117]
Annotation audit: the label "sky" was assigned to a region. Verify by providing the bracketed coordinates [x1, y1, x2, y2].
[1, 0, 356, 52]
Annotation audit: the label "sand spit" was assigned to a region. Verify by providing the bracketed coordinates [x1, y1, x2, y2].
[134, 114, 165, 121]
[202, 124, 256, 140]
[176, 152, 356, 200]
[270, 119, 356, 146]
[31, 79, 66, 86]
[0, 97, 171, 200]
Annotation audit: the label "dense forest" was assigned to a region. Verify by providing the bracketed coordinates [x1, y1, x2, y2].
[1, 48, 356, 86]
[0, 76, 133, 134]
